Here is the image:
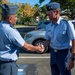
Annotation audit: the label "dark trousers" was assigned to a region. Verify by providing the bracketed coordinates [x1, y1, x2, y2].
[50, 48, 71, 75]
[0, 61, 18, 75]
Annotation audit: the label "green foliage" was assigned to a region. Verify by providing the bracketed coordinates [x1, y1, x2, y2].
[39, 0, 45, 5]
[52, 0, 75, 9]
[0, 0, 1, 4]
[17, 3, 39, 25]
[19, 16, 35, 25]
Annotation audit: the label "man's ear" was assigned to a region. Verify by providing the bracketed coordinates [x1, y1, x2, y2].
[56, 9, 60, 15]
[8, 16, 12, 23]
[55, 10, 59, 15]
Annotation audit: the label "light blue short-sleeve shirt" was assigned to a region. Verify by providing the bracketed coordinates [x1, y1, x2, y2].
[44, 17, 75, 50]
[0, 21, 25, 61]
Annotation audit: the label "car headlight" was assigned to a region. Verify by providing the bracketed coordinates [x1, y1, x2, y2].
[24, 34, 33, 38]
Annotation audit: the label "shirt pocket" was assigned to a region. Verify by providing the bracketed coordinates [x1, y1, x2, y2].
[57, 29, 67, 40]
[62, 30, 66, 35]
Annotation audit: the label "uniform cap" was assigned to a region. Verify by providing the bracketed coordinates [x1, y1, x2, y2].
[46, 2, 60, 11]
[0, 4, 18, 15]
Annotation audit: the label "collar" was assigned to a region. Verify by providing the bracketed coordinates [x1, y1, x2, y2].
[57, 17, 63, 25]
[50, 17, 63, 26]
[1, 21, 15, 28]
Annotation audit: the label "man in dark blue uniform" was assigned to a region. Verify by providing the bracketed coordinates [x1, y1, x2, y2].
[43, 2, 75, 75]
[0, 4, 44, 75]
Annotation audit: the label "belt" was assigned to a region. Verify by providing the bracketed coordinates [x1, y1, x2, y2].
[51, 48, 69, 52]
[0, 60, 16, 64]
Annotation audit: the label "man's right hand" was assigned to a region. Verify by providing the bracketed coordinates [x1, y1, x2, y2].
[37, 44, 45, 53]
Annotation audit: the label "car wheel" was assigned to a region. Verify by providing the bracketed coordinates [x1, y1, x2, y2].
[33, 39, 48, 53]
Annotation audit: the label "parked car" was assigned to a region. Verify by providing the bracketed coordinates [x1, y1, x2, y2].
[24, 20, 75, 53]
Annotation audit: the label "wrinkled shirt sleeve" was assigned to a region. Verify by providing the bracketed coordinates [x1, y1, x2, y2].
[8, 28, 25, 47]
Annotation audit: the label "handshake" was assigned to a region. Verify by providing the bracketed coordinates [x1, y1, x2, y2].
[36, 44, 45, 53]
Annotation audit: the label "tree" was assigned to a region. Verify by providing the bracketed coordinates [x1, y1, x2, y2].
[2, 0, 10, 4]
[34, 4, 40, 17]
[18, 3, 39, 24]
[39, 0, 45, 5]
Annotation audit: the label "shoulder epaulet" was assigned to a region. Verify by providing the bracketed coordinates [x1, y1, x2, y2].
[61, 19, 69, 24]
[61, 19, 68, 22]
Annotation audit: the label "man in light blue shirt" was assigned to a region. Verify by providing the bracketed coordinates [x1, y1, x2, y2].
[0, 4, 44, 75]
[43, 2, 75, 75]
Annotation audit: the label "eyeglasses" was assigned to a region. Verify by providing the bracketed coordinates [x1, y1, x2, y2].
[46, 10, 55, 14]
[46, 10, 53, 14]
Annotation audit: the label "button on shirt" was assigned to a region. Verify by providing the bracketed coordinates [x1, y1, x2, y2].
[44, 17, 75, 50]
[0, 21, 25, 61]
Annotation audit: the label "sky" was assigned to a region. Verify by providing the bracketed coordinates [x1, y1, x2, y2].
[7, 0, 50, 6]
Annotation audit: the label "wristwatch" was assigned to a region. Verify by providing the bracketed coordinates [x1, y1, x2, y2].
[70, 57, 75, 61]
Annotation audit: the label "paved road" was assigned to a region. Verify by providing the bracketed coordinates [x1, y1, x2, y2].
[17, 53, 50, 75]
[17, 53, 75, 75]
